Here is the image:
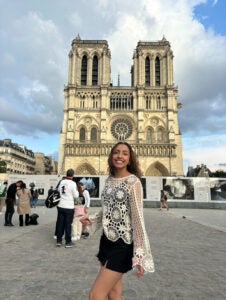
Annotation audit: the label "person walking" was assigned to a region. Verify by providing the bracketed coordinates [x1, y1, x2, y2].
[159, 189, 169, 210]
[56, 169, 79, 248]
[80, 182, 91, 239]
[71, 182, 85, 241]
[4, 180, 23, 226]
[83, 142, 155, 300]
[16, 181, 31, 226]
[0, 181, 8, 214]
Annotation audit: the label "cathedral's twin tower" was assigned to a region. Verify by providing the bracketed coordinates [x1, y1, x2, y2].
[58, 35, 183, 176]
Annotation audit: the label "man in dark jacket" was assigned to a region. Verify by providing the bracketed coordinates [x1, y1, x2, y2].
[4, 180, 23, 226]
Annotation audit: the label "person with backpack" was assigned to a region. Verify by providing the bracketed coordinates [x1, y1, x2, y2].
[56, 169, 79, 248]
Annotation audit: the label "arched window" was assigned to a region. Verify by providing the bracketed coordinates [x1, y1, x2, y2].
[92, 55, 98, 85]
[156, 96, 161, 109]
[155, 57, 160, 86]
[145, 56, 150, 86]
[146, 95, 151, 109]
[157, 127, 164, 143]
[81, 55, 87, 85]
[146, 127, 154, 143]
[79, 127, 86, 142]
[90, 127, 97, 142]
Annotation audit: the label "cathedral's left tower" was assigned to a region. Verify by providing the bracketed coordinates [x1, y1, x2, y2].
[58, 35, 111, 174]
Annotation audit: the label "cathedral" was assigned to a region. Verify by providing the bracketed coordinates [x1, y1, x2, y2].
[58, 35, 183, 176]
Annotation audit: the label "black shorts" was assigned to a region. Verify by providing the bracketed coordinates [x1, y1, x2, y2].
[97, 233, 133, 273]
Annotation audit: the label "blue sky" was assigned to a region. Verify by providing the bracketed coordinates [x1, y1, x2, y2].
[0, 0, 226, 173]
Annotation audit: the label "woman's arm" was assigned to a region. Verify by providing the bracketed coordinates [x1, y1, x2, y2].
[130, 178, 155, 274]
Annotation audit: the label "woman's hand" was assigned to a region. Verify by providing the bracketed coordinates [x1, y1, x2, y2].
[80, 216, 92, 226]
[84, 207, 89, 214]
[133, 265, 144, 278]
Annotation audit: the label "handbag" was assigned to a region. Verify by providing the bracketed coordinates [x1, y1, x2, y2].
[74, 205, 84, 217]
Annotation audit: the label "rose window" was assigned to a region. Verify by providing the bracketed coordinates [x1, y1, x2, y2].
[111, 119, 132, 140]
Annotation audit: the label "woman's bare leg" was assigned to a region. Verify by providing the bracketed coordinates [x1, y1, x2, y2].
[108, 278, 122, 300]
[89, 265, 123, 300]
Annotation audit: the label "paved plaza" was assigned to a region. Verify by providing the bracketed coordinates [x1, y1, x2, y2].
[0, 206, 226, 300]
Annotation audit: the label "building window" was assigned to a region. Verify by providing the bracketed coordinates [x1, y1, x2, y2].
[145, 95, 151, 109]
[156, 96, 161, 110]
[157, 127, 164, 143]
[91, 127, 97, 142]
[111, 119, 133, 140]
[92, 55, 98, 85]
[79, 127, 86, 142]
[110, 93, 133, 110]
[80, 95, 85, 108]
[81, 55, 87, 85]
[155, 57, 160, 86]
[146, 127, 154, 143]
[145, 57, 150, 86]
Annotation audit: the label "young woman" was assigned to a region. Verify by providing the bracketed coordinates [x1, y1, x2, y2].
[84, 142, 155, 300]
[159, 190, 169, 210]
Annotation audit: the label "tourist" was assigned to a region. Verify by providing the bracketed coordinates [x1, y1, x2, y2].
[82, 142, 155, 300]
[159, 189, 169, 210]
[55, 169, 79, 248]
[4, 180, 23, 226]
[16, 181, 31, 226]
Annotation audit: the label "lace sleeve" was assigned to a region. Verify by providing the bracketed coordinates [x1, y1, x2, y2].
[130, 179, 155, 273]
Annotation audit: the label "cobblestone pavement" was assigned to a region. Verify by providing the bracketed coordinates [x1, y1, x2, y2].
[0, 207, 226, 300]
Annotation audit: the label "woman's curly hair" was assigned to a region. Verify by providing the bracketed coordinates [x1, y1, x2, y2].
[108, 142, 142, 178]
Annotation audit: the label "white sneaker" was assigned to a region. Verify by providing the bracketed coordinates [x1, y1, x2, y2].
[71, 236, 78, 241]
[53, 235, 57, 239]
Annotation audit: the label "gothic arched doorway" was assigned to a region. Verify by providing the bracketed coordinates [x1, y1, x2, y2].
[75, 163, 97, 175]
[145, 161, 169, 176]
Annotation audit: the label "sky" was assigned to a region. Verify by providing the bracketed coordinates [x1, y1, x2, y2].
[0, 0, 226, 174]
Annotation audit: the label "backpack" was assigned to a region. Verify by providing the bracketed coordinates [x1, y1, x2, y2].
[29, 213, 39, 225]
[45, 189, 61, 208]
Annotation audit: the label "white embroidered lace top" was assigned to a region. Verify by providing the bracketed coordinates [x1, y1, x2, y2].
[98, 174, 155, 273]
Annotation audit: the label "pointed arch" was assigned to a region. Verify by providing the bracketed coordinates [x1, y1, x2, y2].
[157, 126, 165, 143]
[145, 56, 150, 86]
[155, 56, 160, 86]
[146, 126, 154, 143]
[79, 127, 86, 142]
[90, 127, 97, 142]
[81, 55, 87, 85]
[156, 96, 161, 109]
[92, 55, 98, 85]
[145, 161, 169, 176]
[75, 163, 97, 175]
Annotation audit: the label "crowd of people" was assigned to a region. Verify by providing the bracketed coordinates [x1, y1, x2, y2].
[1, 142, 155, 299]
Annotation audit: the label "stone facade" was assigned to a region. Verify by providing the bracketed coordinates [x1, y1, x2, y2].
[0, 139, 35, 175]
[58, 35, 183, 176]
[34, 153, 57, 175]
